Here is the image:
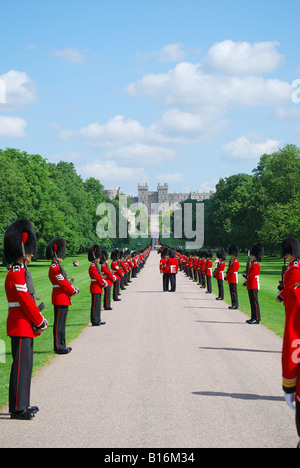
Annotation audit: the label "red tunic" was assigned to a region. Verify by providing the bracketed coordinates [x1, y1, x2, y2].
[111, 261, 123, 280]
[280, 261, 300, 394]
[49, 262, 76, 306]
[226, 259, 240, 284]
[204, 259, 213, 277]
[89, 263, 106, 294]
[101, 264, 116, 286]
[5, 264, 45, 338]
[214, 261, 225, 280]
[168, 258, 179, 274]
[244, 261, 261, 290]
[160, 258, 169, 274]
[278, 261, 300, 305]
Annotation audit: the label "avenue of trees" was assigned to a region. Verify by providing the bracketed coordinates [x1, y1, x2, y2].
[203, 144, 300, 252]
[0, 148, 129, 259]
[0, 144, 299, 258]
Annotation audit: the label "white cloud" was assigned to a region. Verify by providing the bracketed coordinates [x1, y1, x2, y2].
[222, 136, 281, 159]
[0, 115, 27, 138]
[149, 108, 228, 144]
[78, 159, 148, 183]
[105, 143, 177, 166]
[155, 172, 185, 184]
[153, 43, 186, 63]
[0, 70, 37, 109]
[50, 48, 85, 64]
[127, 61, 292, 111]
[206, 40, 283, 75]
[78, 115, 146, 147]
[272, 106, 300, 120]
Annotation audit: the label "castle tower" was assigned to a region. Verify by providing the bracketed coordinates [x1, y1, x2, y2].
[157, 183, 169, 206]
[138, 183, 149, 210]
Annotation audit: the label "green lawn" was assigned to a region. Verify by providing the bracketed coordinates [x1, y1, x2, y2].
[0, 251, 286, 410]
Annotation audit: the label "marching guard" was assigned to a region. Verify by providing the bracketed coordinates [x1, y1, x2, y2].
[4, 219, 48, 420]
[88, 244, 107, 326]
[46, 238, 79, 355]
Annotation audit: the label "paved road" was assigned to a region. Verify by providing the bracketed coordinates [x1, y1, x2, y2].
[0, 252, 297, 448]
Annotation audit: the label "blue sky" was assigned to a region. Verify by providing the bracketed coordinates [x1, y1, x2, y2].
[0, 0, 300, 196]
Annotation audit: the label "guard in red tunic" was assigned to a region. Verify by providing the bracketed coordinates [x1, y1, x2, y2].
[160, 248, 170, 292]
[100, 250, 116, 310]
[243, 243, 264, 324]
[46, 238, 79, 355]
[204, 250, 213, 294]
[88, 244, 107, 326]
[214, 249, 226, 300]
[4, 219, 48, 420]
[167, 248, 179, 292]
[277, 237, 300, 444]
[226, 244, 240, 309]
[111, 250, 122, 302]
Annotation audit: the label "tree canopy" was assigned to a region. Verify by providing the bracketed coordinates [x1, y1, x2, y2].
[0, 148, 127, 258]
[204, 144, 300, 251]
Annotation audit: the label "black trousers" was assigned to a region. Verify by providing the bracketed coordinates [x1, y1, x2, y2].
[206, 276, 212, 293]
[248, 289, 261, 321]
[169, 273, 177, 292]
[113, 279, 120, 301]
[9, 337, 33, 413]
[104, 285, 112, 309]
[229, 284, 239, 308]
[163, 273, 170, 291]
[91, 293, 102, 325]
[217, 279, 224, 299]
[53, 305, 69, 352]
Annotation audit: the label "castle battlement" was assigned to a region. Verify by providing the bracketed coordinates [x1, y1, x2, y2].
[137, 184, 215, 211]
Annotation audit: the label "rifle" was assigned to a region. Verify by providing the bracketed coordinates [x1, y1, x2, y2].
[243, 250, 251, 279]
[224, 259, 232, 281]
[277, 258, 287, 295]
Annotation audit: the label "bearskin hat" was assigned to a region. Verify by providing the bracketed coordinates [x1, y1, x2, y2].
[281, 236, 300, 259]
[100, 250, 110, 264]
[46, 238, 66, 260]
[111, 250, 119, 261]
[228, 244, 240, 257]
[217, 249, 227, 261]
[250, 243, 265, 262]
[4, 219, 37, 263]
[161, 247, 169, 258]
[169, 248, 176, 258]
[88, 244, 102, 262]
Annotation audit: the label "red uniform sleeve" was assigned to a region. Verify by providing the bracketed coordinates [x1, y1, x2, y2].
[49, 263, 76, 295]
[89, 264, 106, 286]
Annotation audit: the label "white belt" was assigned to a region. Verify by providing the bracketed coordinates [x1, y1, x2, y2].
[53, 285, 60, 288]
[8, 302, 20, 308]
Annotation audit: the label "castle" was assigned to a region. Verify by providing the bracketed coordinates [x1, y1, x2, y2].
[136, 183, 215, 211]
[104, 183, 215, 210]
